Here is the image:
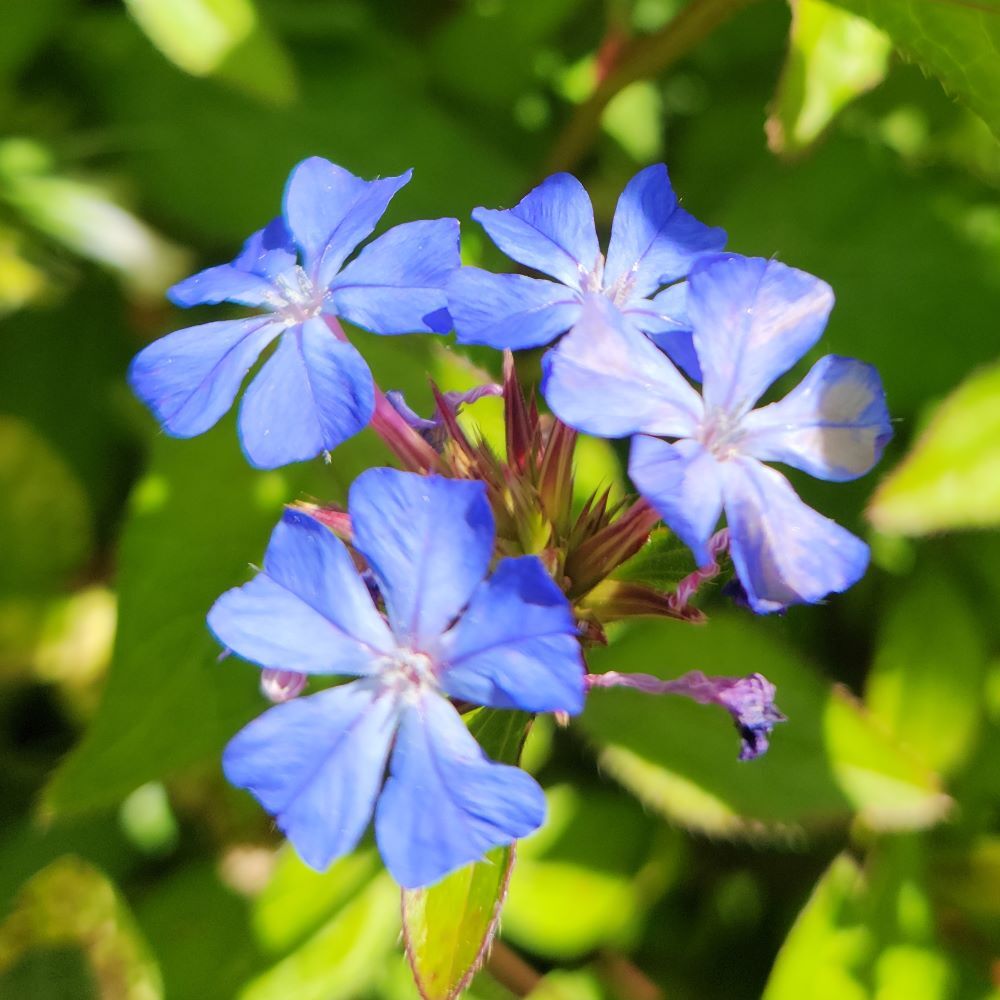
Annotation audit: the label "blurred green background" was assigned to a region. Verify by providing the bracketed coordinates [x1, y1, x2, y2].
[3, 0, 1000, 997]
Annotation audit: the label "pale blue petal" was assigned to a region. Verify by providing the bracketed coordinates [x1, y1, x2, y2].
[375, 692, 545, 888]
[688, 255, 834, 416]
[223, 681, 398, 871]
[281, 157, 411, 285]
[238, 317, 374, 469]
[629, 436, 724, 567]
[168, 264, 279, 309]
[740, 356, 893, 481]
[472, 173, 600, 289]
[439, 557, 584, 714]
[624, 282, 702, 380]
[128, 317, 281, 438]
[448, 268, 582, 350]
[331, 219, 460, 334]
[541, 295, 703, 438]
[722, 457, 869, 613]
[604, 164, 726, 298]
[208, 509, 393, 675]
[233, 217, 297, 280]
[349, 469, 494, 646]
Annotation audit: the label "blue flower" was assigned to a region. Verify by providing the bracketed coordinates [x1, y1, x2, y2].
[543, 254, 893, 613]
[129, 158, 460, 469]
[447, 164, 725, 375]
[208, 468, 585, 888]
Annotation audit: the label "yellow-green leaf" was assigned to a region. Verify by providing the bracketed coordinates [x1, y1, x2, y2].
[123, 0, 297, 105]
[869, 359, 1000, 535]
[768, 0, 891, 156]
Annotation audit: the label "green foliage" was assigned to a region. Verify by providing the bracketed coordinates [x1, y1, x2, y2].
[829, 0, 1000, 142]
[4, 0, 1000, 997]
[0, 856, 162, 1000]
[869, 359, 1000, 534]
[580, 616, 947, 837]
[768, 0, 891, 156]
[401, 710, 530, 1000]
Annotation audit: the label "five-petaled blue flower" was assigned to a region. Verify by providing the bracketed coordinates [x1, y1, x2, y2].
[447, 164, 725, 375]
[544, 254, 893, 613]
[208, 468, 585, 888]
[129, 158, 460, 469]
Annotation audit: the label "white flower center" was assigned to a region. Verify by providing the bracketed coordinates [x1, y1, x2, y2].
[267, 265, 326, 324]
[699, 408, 745, 461]
[581, 252, 637, 307]
[379, 647, 437, 702]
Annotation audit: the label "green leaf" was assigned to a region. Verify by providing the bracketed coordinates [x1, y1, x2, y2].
[122, 0, 297, 105]
[502, 785, 676, 960]
[828, 0, 1000, 142]
[0, 417, 93, 596]
[401, 709, 530, 1000]
[767, 0, 891, 156]
[0, 139, 191, 301]
[763, 854, 870, 1000]
[869, 359, 1000, 534]
[765, 843, 955, 1000]
[253, 845, 381, 955]
[578, 616, 948, 838]
[611, 527, 693, 592]
[240, 872, 400, 1000]
[866, 559, 987, 775]
[0, 856, 163, 1000]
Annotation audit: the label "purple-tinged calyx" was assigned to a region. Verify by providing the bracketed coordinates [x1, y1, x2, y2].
[586, 668, 785, 760]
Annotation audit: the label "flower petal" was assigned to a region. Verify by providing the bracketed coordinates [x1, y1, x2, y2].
[722, 457, 869, 613]
[223, 681, 398, 871]
[448, 268, 582, 350]
[472, 173, 600, 289]
[169, 218, 297, 307]
[740, 355, 893, 481]
[604, 164, 726, 298]
[330, 219, 460, 334]
[624, 282, 702, 381]
[128, 317, 282, 438]
[208, 508, 393, 675]
[168, 264, 279, 309]
[629, 436, 724, 567]
[349, 469, 494, 646]
[541, 295, 703, 438]
[238, 317, 374, 469]
[233, 217, 298, 279]
[688, 255, 834, 416]
[439, 556, 585, 714]
[282, 157, 412, 285]
[375, 692, 545, 888]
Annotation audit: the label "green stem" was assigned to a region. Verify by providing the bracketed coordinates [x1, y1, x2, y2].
[543, 0, 763, 175]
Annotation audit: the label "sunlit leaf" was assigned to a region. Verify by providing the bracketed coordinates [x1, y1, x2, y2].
[402, 709, 529, 1000]
[0, 416, 93, 596]
[0, 139, 190, 301]
[767, 0, 891, 156]
[240, 872, 400, 1000]
[502, 785, 676, 960]
[869, 360, 1000, 535]
[866, 559, 987, 775]
[123, 0, 297, 106]
[579, 616, 948, 838]
[765, 844, 955, 1000]
[829, 0, 1000, 142]
[0, 856, 162, 1000]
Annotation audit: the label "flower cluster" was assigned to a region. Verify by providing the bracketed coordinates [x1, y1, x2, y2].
[129, 157, 890, 888]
